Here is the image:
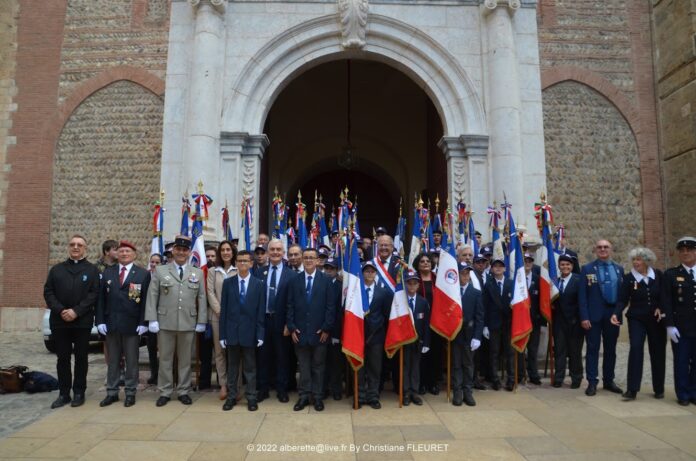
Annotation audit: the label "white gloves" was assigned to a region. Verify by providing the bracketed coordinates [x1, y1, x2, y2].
[220, 340, 226, 349]
[195, 323, 206, 333]
[148, 321, 160, 334]
[97, 324, 107, 335]
[331, 338, 340, 345]
[668, 326, 680, 344]
[421, 346, 430, 354]
[136, 325, 148, 336]
[483, 326, 490, 339]
[257, 339, 264, 348]
[471, 338, 481, 351]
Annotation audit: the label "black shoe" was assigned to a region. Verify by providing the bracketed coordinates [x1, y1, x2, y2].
[622, 391, 637, 401]
[71, 393, 85, 407]
[473, 380, 487, 391]
[124, 395, 135, 407]
[313, 400, 324, 411]
[552, 382, 563, 388]
[690, 398, 696, 406]
[463, 392, 476, 407]
[429, 385, 440, 396]
[369, 400, 381, 409]
[147, 376, 158, 385]
[100, 395, 119, 407]
[504, 382, 515, 392]
[248, 401, 258, 411]
[452, 391, 463, 406]
[51, 395, 71, 409]
[330, 392, 341, 401]
[603, 382, 623, 394]
[529, 377, 542, 385]
[410, 394, 423, 406]
[491, 381, 501, 391]
[222, 398, 236, 411]
[402, 395, 410, 406]
[571, 381, 581, 389]
[293, 398, 309, 411]
[156, 396, 170, 407]
[418, 385, 426, 395]
[178, 395, 192, 405]
[678, 399, 690, 406]
[585, 383, 597, 396]
[654, 392, 664, 399]
[257, 390, 269, 402]
[277, 392, 289, 403]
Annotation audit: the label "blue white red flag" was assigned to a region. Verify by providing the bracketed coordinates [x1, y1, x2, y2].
[342, 235, 368, 370]
[150, 201, 164, 257]
[385, 266, 417, 358]
[508, 211, 532, 352]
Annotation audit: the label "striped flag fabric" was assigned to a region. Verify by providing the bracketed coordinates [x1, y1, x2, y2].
[385, 266, 418, 358]
[341, 236, 368, 370]
[180, 196, 191, 237]
[150, 201, 164, 257]
[536, 203, 559, 323]
[508, 212, 532, 352]
[430, 247, 463, 340]
[408, 204, 422, 267]
[241, 197, 253, 251]
[190, 189, 212, 268]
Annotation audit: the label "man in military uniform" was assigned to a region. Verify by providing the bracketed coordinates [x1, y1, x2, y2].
[663, 236, 696, 405]
[146, 235, 208, 406]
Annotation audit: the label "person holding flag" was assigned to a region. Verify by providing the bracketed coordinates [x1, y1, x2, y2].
[523, 253, 543, 385]
[481, 257, 513, 391]
[552, 254, 584, 388]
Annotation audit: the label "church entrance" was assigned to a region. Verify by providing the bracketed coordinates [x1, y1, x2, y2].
[259, 59, 446, 237]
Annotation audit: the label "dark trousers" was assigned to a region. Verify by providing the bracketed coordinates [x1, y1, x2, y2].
[488, 328, 503, 383]
[324, 341, 345, 395]
[358, 342, 383, 403]
[585, 308, 619, 384]
[258, 318, 289, 394]
[146, 331, 158, 378]
[287, 338, 298, 390]
[402, 342, 421, 395]
[198, 331, 214, 388]
[226, 345, 257, 402]
[295, 344, 327, 401]
[474, 337, 491, 382]
[626, 316, 666, 394]
[452, 328, 474, 393]
[553, 316, 584, 384]
[421, 334, 444, 389]
[672, 336, 696, 401]
[105, 333, 139, 396]
[526, 322, 542, 380]
[54, 327, 90, 396]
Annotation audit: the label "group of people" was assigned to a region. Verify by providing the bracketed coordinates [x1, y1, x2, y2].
[42, 226, 696, 412]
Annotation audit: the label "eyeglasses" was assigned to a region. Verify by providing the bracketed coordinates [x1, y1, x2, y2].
[69, 243, 85, 248]
[596, 245, 610, 249]
[303, 256, 317, 261]
[237, 259, 251, 264]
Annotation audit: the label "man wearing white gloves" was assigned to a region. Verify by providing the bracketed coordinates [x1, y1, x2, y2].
[145, 235, 207, 407]
[452, 262, 484, 407]
[402, 270, 430, 406]
[96, 240, 150, 408]
[662, 236, 696, 406]
[219, 250, 265, 411]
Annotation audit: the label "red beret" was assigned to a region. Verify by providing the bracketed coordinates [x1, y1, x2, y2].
[118, 240, 137, 252]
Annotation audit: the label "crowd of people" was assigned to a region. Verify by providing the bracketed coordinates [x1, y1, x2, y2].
[42, 227, 696, 412]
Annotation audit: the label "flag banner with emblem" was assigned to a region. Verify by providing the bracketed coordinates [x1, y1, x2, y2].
[467, 211, 480, 257]
[457, 200, 467, 247]
[241, 196, 253, 251]
[342, 235, 368, 370]
[385, 266, 418, 358]
[508, 211, 533, 352]
[295, 192, 308, 250]
[408, 200, 422, 267]
[394, 202, 406, 258]
[190, 186, 212, 268]
[318, 200, 330, 247]
[222, 203, 233, 242]
[150, 200, 164, 257]
[431, 247, 463, 340]
[535, 200, 559, 323]
[488, 205, 504, 262]
[180, 196, 191, 237]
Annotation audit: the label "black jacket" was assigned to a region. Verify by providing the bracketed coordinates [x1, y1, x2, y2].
[95, 264, 151, 334]
[364, 284, 394, 346]
[482, 276, 513, 330]
[662, 266, 696, 337]
[329, 277, 344, 340]
[286, 270, 336, 346]
[220, 274, 266, 347]
[256, 263, 296, 333]
[43, 258, 100, 329]
[615, 270, 662, 321]
[553, 274, 581, 325]
[454, 284, 484, 345]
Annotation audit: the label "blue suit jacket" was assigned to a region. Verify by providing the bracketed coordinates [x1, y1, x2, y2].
[286, 270, 336, 346]
[553, 273, 581, 324]
[364, 284, 394, 346]
[256, 263, 296, 333]
[219, 274, 265, 347]
[407, 293, 431, 348]
[329, 278, 344, 340]
[455, 284, 484, 344]
[482, 277, 513, 330]
[579, 260, 624, 323]
[96, 264, 150, 335]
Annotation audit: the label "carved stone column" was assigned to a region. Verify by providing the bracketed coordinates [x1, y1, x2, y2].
[438, 135, 489, 218]
[220, 132, 269, 247]
[484, 0, 525, 210]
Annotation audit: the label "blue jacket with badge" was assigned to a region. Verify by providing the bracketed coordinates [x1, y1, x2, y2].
[96, 264, 150, 334]
[579, 259, 624, 323]
[454, 284, 484, 345]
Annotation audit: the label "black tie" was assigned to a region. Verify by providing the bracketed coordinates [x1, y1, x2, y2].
[408, 297, 415, 312]
[559, 278, 565, 293]
[498, 281, 503, 296]
[366, 287, 372, 305]
[179, 266, 184, 280]
[267, 265, 277, 313]
[461, 287, 465, 297]
[690, 269, 694, 281]
[240, 279, 246, 304]
[306, 276, 313, 303]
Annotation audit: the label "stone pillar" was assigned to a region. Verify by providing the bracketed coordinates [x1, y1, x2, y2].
[438, 134, 489, 220]
[484, 0, 525, 211]
[220, 132, 269, 247]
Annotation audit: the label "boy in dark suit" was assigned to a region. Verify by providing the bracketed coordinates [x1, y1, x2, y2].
[552, 254, 584, 388]
[482, 259, 514, 390]
[219, 250, 265, 411]
[402, 270, 430, 406]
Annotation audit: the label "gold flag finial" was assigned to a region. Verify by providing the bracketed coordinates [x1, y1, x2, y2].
[435, 194, 440, 213]
[197, 180, 204, 194]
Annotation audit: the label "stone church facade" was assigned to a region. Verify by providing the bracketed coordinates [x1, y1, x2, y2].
[0, 0, 690, 329]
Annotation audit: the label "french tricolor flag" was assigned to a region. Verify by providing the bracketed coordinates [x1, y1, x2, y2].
[341, 236, 368, 371]
[408, 205, 421, 267]
[431, 247, 463, 341]
[508, 212, 532, 352]
[385, 267, 417, 358]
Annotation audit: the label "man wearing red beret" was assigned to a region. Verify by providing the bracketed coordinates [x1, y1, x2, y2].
[96, 240, 151, 407]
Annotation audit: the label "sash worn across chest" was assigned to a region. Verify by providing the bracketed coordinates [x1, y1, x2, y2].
[373, 258, 396, 293]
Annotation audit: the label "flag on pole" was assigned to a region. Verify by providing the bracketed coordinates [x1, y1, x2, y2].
[317, 194, 330, 247]
[295, 191, 308, 250]
[385, 266, 418, 358]
[150, 194, 164, 257]
[342, 232, 368, 370]
[221, 202, 233, 242]
[241, 196, 253, 251]
[408, 196, 423, 267]
[190, 182, 212, 268]
[394, 198, 406, 258]
[535, 198, 559, 323]
[508, 211, 533, 352]
[180, 196, 191, 237]
[488, 205, 504, 261]
[430, 247, 463, 340]
[457, 200, 467, 247]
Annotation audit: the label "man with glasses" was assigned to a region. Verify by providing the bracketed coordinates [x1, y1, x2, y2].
[579, 239, 624, 396]
[286, 248, 335, 411]
[43, 235, 100, 408]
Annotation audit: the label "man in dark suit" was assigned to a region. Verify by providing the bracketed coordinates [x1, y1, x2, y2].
[482, 258, 514, 390]
[402, 270, 430, 406]
[662, 236, 696, 405]
[552, 254, 584, 388]
[373, 234, 401, 391]
[287, 248, 336, 411]
[358, 261, 394, 409]
[472, 253, 490, 389]
[323, 258, 345, 400]
[579, 239, 624, 396]
[523, 253, 543, 385]
[96, 240, 150, 407]
[219, 250, 265, 411]
[453, 262, 484, 406]
[255, 238, 295, 403]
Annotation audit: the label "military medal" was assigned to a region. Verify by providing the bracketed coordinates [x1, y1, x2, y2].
[189, 274, 198, 283]
[677, 277, 685, 282]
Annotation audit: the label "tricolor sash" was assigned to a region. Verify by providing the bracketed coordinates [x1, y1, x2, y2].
[373, 257, 396, 293]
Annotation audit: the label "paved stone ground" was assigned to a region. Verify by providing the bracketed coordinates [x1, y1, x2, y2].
[1, 330, 694, 461]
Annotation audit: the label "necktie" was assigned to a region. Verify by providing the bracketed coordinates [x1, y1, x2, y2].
[498, 281, 503, 296]
[559, 278, 565, 293]
[179, 266, 184, 280]
[306, 275, 313, 303]
[461, 287, 465, 297]
[120, 266, 127, 285]
[408, 297, 415, 312]
[240, 279, 246, 304]
[366, 287, 372, 305]
[690, 269, 694, 281]
[267, 265, 277, 313]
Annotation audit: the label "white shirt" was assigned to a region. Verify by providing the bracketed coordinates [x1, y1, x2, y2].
[460, 283, 469, 295]
[364, 282, 375, 305]
[215, 265, 236, 278]
[559, 273, 572, 291]
[238, 273, 251, 293]
[526, 272, 532, 288]
[408, 295, 417, 311]
[682, 264, 696, 280]
[175, 263, 187, 278]
[631, 267, 655, 285]
[266, 263, 283, 311]
[118, 263, 134, 282]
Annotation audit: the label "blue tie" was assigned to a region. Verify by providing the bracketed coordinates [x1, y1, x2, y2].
[306, 275, 313, 303]
[559, 278, 565, 293]
[240, 279, 246, 304]
[267, 265, 277, 313]
[366, 287, 372, 305]
[408, 297, 415, 313]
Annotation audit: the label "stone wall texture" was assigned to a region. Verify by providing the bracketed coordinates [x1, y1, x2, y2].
[652, 0, 696, 260]
[49, 81, 163, 267]
[542, 81, 642, 265]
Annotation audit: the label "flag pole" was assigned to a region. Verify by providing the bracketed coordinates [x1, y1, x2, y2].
[399, 347, 404, 408]
[447, 340, 451, 402]
[353, 368, 359, 410]
[514, 351, 518, 393]
[548, 319, 555, 386]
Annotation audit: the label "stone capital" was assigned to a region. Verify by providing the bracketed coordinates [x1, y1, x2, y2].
[483, 0, 520, 14]
[189, 0, 226, 14]
[220, 132, 270, 159]
[438, 135, 489, 160]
